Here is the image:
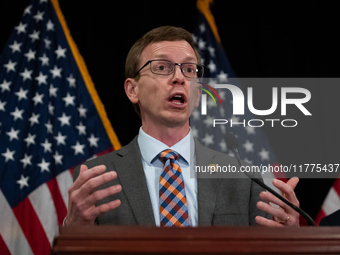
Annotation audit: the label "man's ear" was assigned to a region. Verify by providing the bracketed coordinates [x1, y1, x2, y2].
[124, 78, 139, 104]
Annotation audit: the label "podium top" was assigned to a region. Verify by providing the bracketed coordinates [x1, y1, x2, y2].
[52, 226, 340, 254]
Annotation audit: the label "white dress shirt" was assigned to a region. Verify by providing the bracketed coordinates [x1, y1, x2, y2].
[137, 127, 198, 226]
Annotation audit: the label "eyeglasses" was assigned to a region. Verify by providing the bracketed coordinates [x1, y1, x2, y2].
[133, 59, 204, 78]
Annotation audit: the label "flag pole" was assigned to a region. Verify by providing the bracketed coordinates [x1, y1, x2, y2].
[196, 0, 221, 43]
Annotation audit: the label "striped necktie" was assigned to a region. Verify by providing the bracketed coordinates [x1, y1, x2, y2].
[158, 149, 189, 227]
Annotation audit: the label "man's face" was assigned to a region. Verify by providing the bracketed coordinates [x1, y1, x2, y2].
[133, 40, 200, 128]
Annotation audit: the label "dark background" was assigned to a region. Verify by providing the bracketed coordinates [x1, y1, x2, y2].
[1, 0, 339, 221]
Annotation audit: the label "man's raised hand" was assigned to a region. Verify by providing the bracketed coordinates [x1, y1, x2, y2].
[65, 165, 122, 225]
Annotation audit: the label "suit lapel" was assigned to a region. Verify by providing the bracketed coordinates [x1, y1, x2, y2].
[195, 139, 221, 226]
[114, 137, 155, 225]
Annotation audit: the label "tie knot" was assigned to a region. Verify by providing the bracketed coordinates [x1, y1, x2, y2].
[158, 149, 179, 164]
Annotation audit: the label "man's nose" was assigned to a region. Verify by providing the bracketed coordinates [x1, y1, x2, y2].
[171, 65, 185, 85]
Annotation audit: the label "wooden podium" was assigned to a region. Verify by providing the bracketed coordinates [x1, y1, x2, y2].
[51, 226, 340, 254]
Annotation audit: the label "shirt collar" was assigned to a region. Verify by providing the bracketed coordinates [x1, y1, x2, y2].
[137, 127, 194, 165]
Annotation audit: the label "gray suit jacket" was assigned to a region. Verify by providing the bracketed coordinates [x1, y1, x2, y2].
[74, 136, 269, 226]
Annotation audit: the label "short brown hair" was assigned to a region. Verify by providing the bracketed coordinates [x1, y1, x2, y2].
[125, 26, 201, 116]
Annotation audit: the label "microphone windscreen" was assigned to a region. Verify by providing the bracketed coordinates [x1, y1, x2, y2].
[224, 133, 239, 150]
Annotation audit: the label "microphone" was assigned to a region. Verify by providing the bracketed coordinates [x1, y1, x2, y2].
[224, 133, 316, 226]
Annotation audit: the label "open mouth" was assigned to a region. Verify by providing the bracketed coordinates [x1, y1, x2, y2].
[168, 93, 187, 106]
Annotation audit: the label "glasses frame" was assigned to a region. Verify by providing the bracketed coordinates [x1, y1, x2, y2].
[133, 59, 204, 78]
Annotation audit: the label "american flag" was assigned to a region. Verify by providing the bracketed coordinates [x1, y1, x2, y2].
[0, 0, 120, 254]
[315, 177, 340, 225]
[191, 4, 285, 188]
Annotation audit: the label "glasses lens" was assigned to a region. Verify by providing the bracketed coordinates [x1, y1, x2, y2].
[182, 63, 204, 78]
[151, 60, 173, 75]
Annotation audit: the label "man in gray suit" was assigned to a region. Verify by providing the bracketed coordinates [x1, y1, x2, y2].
[65, 26, 300, 227]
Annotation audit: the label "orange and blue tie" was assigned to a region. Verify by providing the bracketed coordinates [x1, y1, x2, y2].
[158, 149, 189, 227]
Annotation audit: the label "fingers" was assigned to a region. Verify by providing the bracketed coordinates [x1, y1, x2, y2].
[259, 191, 285, 208]
[257, 200, 299, 227]
[256, 177, 300, 227]
[260, 178, 300, 211]
[71, 165, 107, 191]
[79, 164, 88, 174]
[286, 177, 299, 189]
[272, 178, 300, 208]
[80, 171, 118, 197]
[255, 216, 284, 227]
[66, 164, 121, 226]
[257, 201, 288, 222]
[85, 184, 122, 209]
[80, 199, 122, 222]
[259, 191, 295, 213]
[92, 199, 122, 216]
[70, 165, 117, 200]
[68, 184, 121, 224]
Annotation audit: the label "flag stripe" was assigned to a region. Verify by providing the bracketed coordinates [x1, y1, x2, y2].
[56, 169, 73, 211]
[315, 210, 326, 226]
[0, 234, 11, 255]
[0, 190, 33, 255]
[69, 167, 76, 180]
[46, 177, 68, 225]
[322, 187, 340, 215]
[29, 184, 59, 245]
[316, 177, 340, 224]
[334, 178, 340, 197]
[12, 198, 50, 255]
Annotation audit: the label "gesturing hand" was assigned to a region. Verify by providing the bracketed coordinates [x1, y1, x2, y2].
[65, 165, 122, 226]
[255, 177, 300, 227]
